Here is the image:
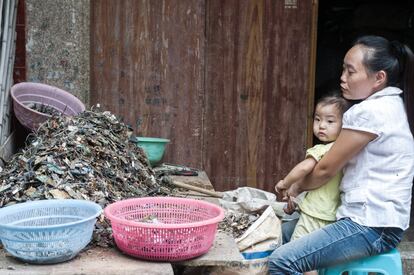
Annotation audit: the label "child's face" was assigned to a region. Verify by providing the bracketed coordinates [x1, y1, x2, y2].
[340, 45, 378, 100]
[313, 103, 342, 143]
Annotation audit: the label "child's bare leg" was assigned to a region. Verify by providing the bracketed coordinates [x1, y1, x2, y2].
[304, 270, 318, 275]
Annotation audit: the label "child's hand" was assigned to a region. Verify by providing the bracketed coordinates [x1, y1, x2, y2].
[283, 196, 297, 215]
[275, 180, 288, 201]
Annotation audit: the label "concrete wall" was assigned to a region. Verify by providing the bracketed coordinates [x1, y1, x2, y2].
[25, 0, 90, 105]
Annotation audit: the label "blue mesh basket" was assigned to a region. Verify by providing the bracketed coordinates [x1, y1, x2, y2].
[0, 199, 102, 264]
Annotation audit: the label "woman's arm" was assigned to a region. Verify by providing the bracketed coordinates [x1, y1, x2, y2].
[287, 129, 376, 197]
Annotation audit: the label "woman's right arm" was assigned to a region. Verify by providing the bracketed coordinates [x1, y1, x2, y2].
[287, 129, 376, 197]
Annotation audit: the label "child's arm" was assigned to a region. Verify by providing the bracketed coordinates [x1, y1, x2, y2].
[275, 157, 317, 200]
[283, 157, 317, 187]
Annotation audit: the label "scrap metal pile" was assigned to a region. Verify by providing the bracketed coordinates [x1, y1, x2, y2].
[0, 108, 259, 247]
[0, 110, 173, 247]
[218, 211, 259, 239]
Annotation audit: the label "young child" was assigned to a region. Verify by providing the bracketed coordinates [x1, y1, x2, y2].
[276, 93, 349, 275]
[270, 35, 414, 275]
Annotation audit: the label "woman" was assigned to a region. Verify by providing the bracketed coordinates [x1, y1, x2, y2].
[269, 35, 414, 274]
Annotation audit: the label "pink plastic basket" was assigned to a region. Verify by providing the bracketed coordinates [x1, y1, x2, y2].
[11, 82, 85, 131]
[104, 197, 224, 261]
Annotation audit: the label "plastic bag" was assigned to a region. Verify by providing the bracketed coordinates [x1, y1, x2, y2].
[219, 187, 286, 217]
[236, 206, 282, 259]
[185, 207, 281, 275]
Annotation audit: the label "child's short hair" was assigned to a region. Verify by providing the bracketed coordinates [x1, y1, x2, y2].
[316, 91, 351, 115]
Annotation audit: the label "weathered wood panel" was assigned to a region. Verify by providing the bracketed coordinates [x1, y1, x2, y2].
[91, 0, 205, 167]
[203, 0, 314, 191]
[91, 0, 315, 192]
[14, 0, 26, 83]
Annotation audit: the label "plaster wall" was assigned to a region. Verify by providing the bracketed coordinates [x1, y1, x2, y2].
[25, 0, 90, 105]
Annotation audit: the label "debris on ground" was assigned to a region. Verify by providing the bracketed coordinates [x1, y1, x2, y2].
[218, 211, 259, 239]
[0, 109, 254, 247]
[139, 214, 162, 224]
[153, 163, 199, 177]
[27, 103, 63, 116]
[0, 109, 174, 247]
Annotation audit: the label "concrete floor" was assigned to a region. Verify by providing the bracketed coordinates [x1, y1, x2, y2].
[400, 225, 414, 274]
[400, 241, 414, 274]
[403, 226, 414, 242]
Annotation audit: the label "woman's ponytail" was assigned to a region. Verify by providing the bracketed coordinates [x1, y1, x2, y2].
[354, 36, 414, 135]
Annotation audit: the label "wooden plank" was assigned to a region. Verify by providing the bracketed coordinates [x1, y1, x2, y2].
[177, 232, 244, 267]
[170, 171, 214, 190]
[90, 0, 205, 168]
[13, 0, 27, 84]
[203, 0, 314, 192]
[0, 247, 174, 275]
[306, 0, 319, 148]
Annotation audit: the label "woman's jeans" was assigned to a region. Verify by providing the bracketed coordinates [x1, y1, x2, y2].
[268, 218, 403, 274]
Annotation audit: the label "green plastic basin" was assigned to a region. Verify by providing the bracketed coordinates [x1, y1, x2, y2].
[135, 137, 170, 166]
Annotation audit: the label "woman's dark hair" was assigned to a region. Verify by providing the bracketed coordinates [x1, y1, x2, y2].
[354, 35, 414, 133]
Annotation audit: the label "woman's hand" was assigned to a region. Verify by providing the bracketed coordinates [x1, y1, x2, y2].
[283, 196, 297, 215]
[287, 183, 302, 199]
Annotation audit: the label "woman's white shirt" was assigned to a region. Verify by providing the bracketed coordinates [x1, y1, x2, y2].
[337, 86, 414, 230]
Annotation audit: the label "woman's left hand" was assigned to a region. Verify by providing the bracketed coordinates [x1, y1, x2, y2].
[287, 183, 302, 199]
[283, 197, 297, 214]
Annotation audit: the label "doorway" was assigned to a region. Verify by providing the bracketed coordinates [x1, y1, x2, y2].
[315, 0, 414, 99]
[315, 0, 414, 240]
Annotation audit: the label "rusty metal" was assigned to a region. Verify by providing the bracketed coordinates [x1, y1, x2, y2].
[218, 211, 259, 239]
[0, 109, 172, 247]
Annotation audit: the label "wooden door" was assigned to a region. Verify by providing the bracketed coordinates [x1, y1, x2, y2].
[91, 0, 205, 167]
[203, 0, 316, 190]
[91, 0, 316, 192]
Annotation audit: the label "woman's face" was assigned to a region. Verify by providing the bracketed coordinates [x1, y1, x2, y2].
[340, 45, 378, 100]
